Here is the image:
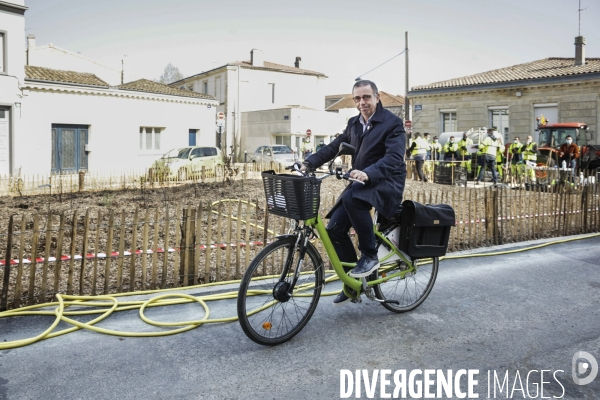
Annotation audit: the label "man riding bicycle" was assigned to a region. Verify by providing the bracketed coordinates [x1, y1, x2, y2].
[301, 80, 407, 305]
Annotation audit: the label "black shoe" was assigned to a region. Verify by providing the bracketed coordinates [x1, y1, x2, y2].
[475, 181, 480, 185]
[349, 255, 380, 278]
[332, 291, 351, 306]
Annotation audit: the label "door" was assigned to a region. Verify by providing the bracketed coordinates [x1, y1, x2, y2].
[51, 124, 88, 173]
[0, 107, 9, 175]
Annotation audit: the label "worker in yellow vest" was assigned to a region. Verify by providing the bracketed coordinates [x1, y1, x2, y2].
[430, 136, 442, 161]
[443, 136, 459, 161]
[457, 132, 473, 173]
[497, 143, 505, 181]
[408, 132, 429, 182]
[520, 135, 538, 183]
[508, 137, 524, 184]
[475, 129, 500, 185]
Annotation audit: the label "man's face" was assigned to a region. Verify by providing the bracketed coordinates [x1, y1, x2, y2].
[353, 85, 379, 119]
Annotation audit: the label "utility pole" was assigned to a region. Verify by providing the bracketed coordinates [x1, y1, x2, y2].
[404, 31, 410, 122]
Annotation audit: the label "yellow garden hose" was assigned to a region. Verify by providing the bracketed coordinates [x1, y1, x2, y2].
[1, 232, 598, 350]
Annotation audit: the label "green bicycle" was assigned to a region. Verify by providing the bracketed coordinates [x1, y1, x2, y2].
[237, 143, 454, 346]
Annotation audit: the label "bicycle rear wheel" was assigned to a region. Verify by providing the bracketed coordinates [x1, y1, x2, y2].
[373, 256, 439, 313]
[237, 237, 324, 346]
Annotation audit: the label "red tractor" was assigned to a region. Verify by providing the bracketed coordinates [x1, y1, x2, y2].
[535, 120, 600, 182]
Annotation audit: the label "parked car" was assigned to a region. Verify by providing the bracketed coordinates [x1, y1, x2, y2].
[150, 146, 224, 180]
[252, 145, 297, 166]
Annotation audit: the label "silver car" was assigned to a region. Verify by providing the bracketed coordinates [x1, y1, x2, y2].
[252, 145, 297, 166]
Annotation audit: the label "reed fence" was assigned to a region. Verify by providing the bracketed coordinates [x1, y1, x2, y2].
[1, 181, 599, 311]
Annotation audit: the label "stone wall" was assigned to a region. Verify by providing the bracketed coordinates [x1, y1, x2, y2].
[410, 80, 600, 140]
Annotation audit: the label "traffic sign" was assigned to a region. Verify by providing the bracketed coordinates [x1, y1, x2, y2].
[217, 112, 225, 127]
[306, 129, 312, 136]
[405, 120, 412, 128]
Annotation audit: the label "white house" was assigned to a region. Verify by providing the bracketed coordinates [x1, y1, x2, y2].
[0, 0, 27, 176]
[25, 34, 140, 86]
[1, 1, 219, 176]
[171, 49, 330, 160]
[20, 67, 218, 175]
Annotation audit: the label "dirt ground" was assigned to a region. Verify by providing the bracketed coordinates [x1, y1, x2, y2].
[0, 176, 454, 225]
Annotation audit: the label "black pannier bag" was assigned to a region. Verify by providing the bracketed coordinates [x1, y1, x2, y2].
[399, 200, 455, 259]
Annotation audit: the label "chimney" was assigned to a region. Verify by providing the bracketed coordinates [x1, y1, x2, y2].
[251, 49, 264, 66]
[575, 36, 586, 66]
[26, 34, 36, 65]
[295, 56, 301, 68]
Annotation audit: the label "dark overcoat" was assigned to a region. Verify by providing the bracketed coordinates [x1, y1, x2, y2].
[305, 102, 406, 219]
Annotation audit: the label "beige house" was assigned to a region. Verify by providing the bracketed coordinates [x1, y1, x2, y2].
[408, 36, 600, 144]
[325, 91, 405, 128]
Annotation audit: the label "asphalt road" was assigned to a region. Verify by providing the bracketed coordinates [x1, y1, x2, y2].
[1, 234, 600, 400]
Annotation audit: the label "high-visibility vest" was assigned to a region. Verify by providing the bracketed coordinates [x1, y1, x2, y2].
[509, 142, 523, 161]
[431, 142, 442, 153]
[411, 137, 429, 156]
[522, 142, 538, 161]
[457, 138, 473, 156]
[443, 142, 458, 153]
[481, 136, 499, 157]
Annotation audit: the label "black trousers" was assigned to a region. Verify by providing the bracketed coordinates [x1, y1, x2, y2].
[327, 185, 377, 271]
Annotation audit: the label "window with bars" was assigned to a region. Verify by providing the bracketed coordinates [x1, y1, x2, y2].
[139, 127, 162, 150]
[490, 109, 509, 142]
[441, 112, 457, 132]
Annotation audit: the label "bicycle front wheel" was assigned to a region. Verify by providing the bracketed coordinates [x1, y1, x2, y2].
[373, 256, 439, 313]
[237, 237, 324, 346]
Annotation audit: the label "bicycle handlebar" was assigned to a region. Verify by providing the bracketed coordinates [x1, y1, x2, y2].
[285, 163, 365, 185]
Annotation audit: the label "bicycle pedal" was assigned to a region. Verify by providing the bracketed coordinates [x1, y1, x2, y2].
[351, 295, 362, 304]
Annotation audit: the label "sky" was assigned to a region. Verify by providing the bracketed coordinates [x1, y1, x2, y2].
[23, 0, 600, 96]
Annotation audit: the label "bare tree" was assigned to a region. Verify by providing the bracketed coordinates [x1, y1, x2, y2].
[158, 63, 184, 84]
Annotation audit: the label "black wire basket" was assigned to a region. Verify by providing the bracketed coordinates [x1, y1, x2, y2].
[261, 170, 322, 220]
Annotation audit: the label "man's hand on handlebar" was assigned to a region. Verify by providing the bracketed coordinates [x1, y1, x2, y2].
[349, 169, 369, 182]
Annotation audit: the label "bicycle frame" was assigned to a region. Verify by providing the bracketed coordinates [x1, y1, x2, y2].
[303, 214, 415, 298]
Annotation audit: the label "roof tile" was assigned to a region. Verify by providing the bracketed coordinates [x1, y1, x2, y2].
[325, 91, 405, 111]
[25, 65, 109, 87]
[412, 57, 600, 91]
[117, 79, 215, 99]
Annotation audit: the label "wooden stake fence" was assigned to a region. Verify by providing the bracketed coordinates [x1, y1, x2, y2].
[1, 182, 599, 310]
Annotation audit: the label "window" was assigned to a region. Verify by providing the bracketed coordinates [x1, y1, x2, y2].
[189, 129, 199, 146]
[203, 81, 208, 95]
[0, 31, 6, 74]
[490, 109, 509, 142]
[441, 111, 457, 132]
[275, 135, 292, 147]
[139, 127, 162, 150]
[269, 83, 275, 104]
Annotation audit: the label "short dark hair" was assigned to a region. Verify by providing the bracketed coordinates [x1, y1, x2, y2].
[487, 128, 494, 134]
[450, 136, 455, 139]
[433, 136, 438, 139]
[566, 135, 573, 139]
[424, 132, 430, 136]
[353, 80, 378, 94]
